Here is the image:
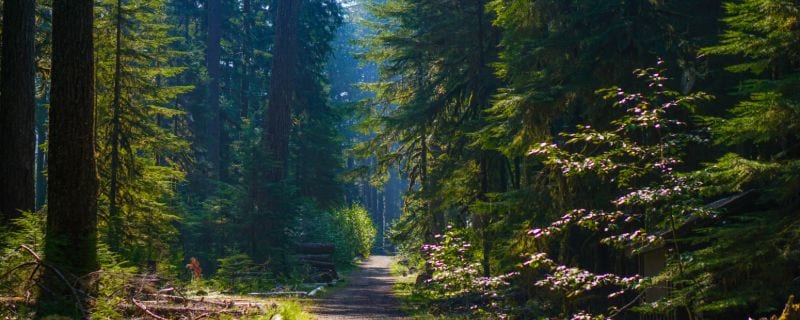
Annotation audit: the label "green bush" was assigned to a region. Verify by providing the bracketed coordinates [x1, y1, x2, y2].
[296, 204, 376, 266]
[212, 253, 274, 293]
[331, 205, 376, 263]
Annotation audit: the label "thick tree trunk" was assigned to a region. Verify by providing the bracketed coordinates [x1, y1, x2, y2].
[38, 0, 99, 316]
[264, 0, 299, 182]
[206, 0, 222, 179]
[0, 0, 36, 222]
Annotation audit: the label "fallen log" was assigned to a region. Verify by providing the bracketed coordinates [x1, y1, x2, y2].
[293, 254, 332, 262]
[0, 296, 30, 305]
[122, 301, 258, 318]
[131, 298, 169, 320]
[295, 243, 334, 254]
[247, 291, 308, 297]
[140, 294, 233, 308]
[308, 286, 325, 297]
[298, 259, 335, 269]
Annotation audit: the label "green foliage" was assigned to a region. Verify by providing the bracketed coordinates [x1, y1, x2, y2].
[0, 211, 136, 319]
[11, 0, 800, 318]
[525, 65, 712, 318]
[332, 205, 377, 262]
[0, 210, 46, 318]
[660, 1, 800, 316]
[419, 227, 516, 318]
[296, 204, 376, 266]
[94, 0, 190, 264]
[213, 253, 274, 293]
[91, 245, 138, 319]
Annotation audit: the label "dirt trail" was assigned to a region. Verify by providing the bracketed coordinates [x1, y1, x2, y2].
[311, 255, 408, 320]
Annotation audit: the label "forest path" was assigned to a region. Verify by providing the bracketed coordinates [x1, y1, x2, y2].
[311, 255, 408, 320]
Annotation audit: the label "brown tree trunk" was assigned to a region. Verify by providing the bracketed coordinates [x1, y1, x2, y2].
[108, 0, 124, 253]
[206, 0, 222, 179]
[264, 0, 299, 182]
[38, 0, 99, 316]
[0, 0, 36, 222]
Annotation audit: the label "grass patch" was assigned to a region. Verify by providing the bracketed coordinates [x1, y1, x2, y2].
[389, 260, 469, 320]
[268, 298, 315, 320]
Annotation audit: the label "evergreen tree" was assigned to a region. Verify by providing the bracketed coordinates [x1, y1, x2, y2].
[94, 0, 191, 262]
[362, 0, 505, 278]
[666, 0, 800, 315]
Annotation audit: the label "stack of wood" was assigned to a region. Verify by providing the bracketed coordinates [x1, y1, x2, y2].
[294, 243, 338, 282]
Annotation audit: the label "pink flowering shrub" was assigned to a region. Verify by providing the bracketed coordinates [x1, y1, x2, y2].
[525, 63, 713, 318]
[421, 227, 517, 318]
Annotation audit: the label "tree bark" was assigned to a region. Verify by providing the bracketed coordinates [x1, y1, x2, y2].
[108, 0, 125, 253]
[206, 0, 222, 179]
[264, 0, 299, 182]
[0, 0, 36, 222]
[38, 0, 99, 316]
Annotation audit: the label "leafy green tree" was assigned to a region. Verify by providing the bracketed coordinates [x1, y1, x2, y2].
[526, 65, 711, 318]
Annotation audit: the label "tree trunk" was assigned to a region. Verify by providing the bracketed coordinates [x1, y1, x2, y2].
[38, 0, 99, 316]
[0, 0, 36, 222]
[240, 0, 252, 119]
[206, 0, 222, 179]
[108, 0, 124, 253]
[35, 101, 47, 210]
[264, 0, 299, 182]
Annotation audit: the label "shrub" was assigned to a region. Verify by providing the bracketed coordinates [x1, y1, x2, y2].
[420, 227, 516, 318]
[213, 253, 274, 293]
[331, 205, 376, 263]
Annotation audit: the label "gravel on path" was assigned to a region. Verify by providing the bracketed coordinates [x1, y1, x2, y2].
[311, 255, 408, 320]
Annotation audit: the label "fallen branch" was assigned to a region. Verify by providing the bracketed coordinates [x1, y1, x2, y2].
[247, 291, 308, 297]
[17, 245, 89, 318]
[122, 302, 253, 316]
[132, 297, 169, 320]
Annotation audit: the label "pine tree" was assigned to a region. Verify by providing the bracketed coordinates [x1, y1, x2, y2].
[94, 0, 191, 262]
[666, 0, 800, 315]
[362, 0, 505, 278]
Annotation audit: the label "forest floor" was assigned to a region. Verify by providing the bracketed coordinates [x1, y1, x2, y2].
[310, 255, 408, 319]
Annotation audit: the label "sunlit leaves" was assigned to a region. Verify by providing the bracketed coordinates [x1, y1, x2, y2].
[523, 66, 712, 317]
[421, 227, 517, 317]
